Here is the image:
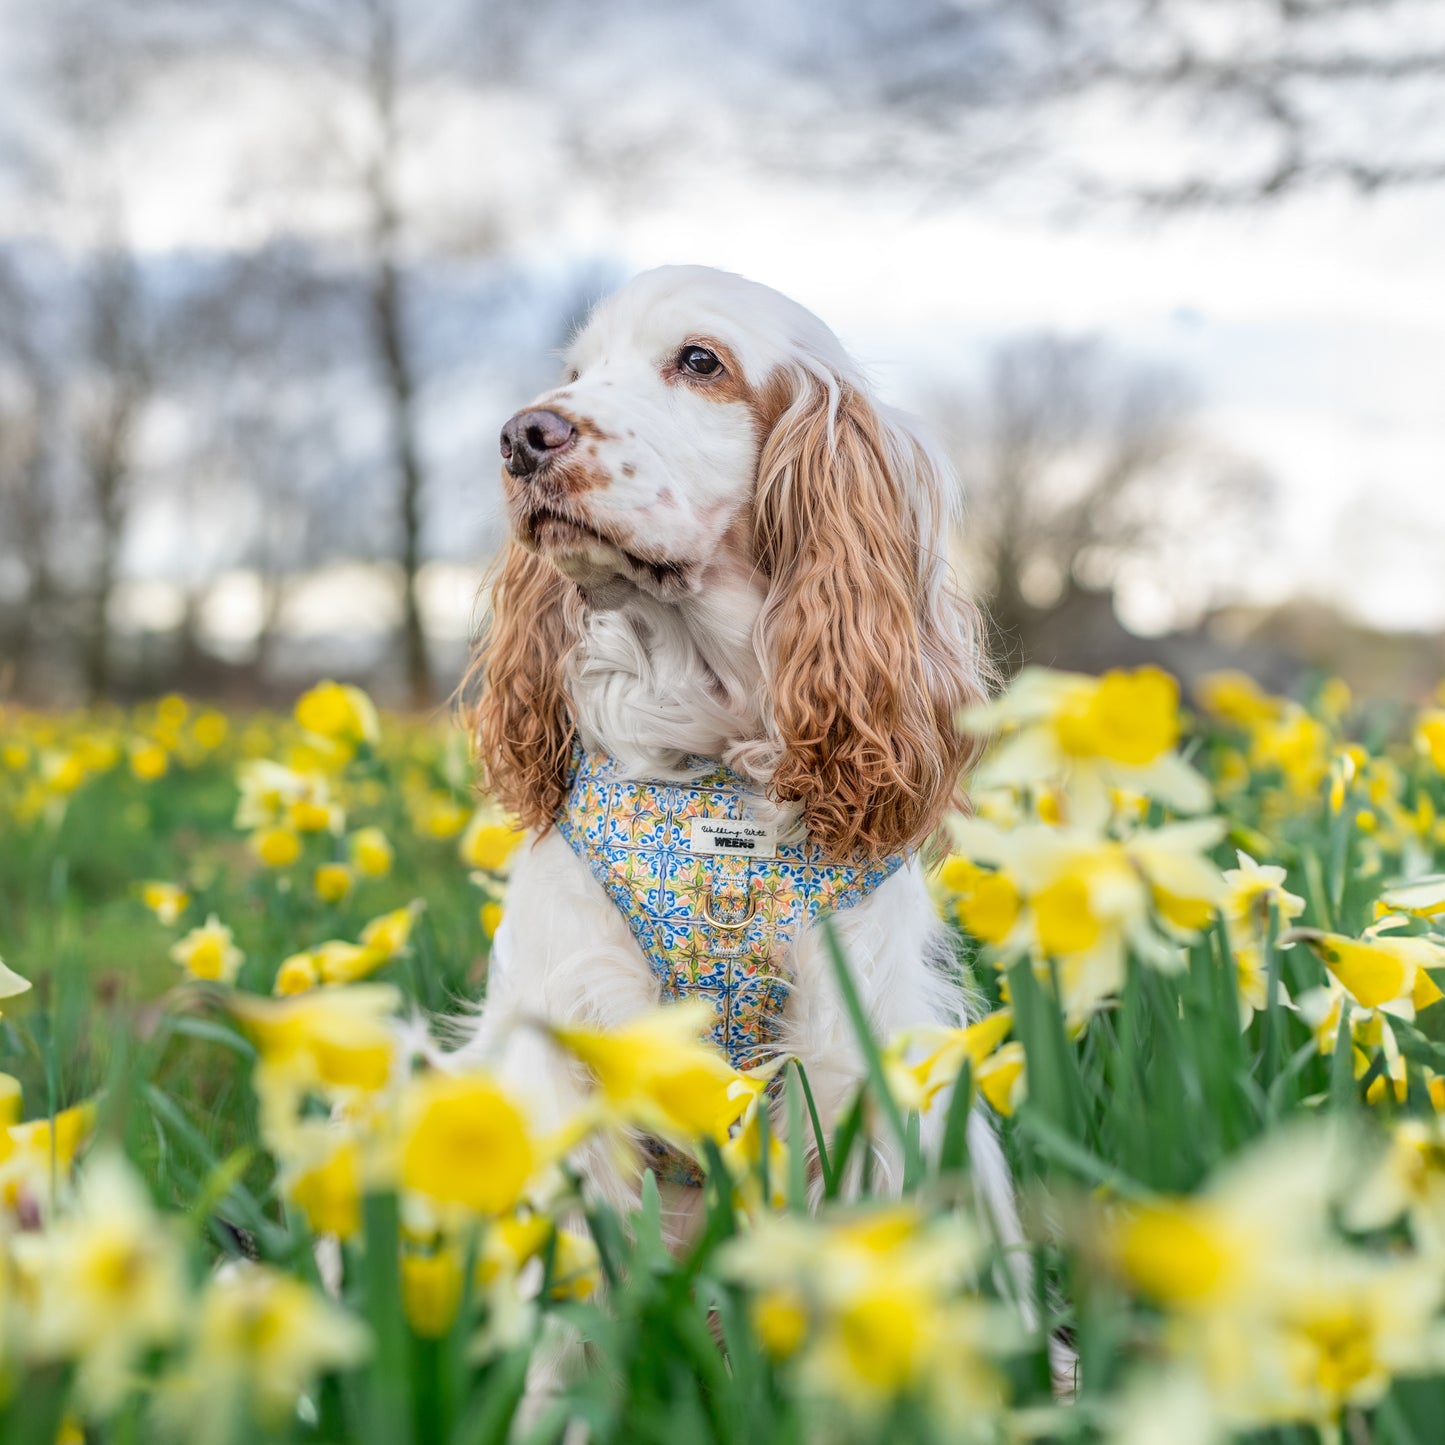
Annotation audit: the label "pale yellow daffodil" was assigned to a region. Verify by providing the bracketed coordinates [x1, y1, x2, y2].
[160, 1263, 370, 1440]
[170, 914, 244, 985]
[14, 1150, 188, 1412]
[140, 880, 191, 926]
[883, 1009, 1015, 1114]
[549, 1001, 774, 1154]
[962, 665, 1211, 829]
[949, 816, 1226, 1027]
[723, 1205, 1004, 1414]
[1285, 924, 1445, 1022]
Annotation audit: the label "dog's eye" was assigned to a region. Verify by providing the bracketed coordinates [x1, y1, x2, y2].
[679, 345, 721, 377]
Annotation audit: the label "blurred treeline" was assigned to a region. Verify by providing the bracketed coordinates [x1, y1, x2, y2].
[0, 0, 1440, 706]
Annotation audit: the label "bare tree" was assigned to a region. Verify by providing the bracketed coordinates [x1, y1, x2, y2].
[511, 0, 1445, 208]
[0, 0, 171, 700]
[936, 336, 1269, 672]
[71, 249, 157, 700]
[119, 0, 533, 704]
[360, 0, 430, 704]
[0, 260, 60, 693]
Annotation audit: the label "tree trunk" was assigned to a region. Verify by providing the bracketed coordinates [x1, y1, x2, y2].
[369, 252, 429, 707]
[82, 444, 126, 703]
[365, 0, 430, 708]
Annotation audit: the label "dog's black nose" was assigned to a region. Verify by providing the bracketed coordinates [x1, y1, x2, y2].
[500, 408, 577, 478]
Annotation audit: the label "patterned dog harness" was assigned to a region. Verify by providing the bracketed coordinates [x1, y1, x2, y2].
[556, 745, 906, 1073]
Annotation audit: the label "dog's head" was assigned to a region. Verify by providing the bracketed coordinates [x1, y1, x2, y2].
[473, 265, 990, 859]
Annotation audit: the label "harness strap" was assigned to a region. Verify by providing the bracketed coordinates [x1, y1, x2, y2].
[555, 746, 906, 1073]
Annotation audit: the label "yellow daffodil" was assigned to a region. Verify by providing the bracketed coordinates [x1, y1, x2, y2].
[192, 710, 229, 749]
[1221, 852, 1304, 1028]
[0, 1099, 98, 1215]
[128, 739, 169, 782]
[400, 1073, 538, 1217]
[1285, 925, 1445, 1022]
[1194, 670, 1284, 729]
[273, 951, 319, 996]
[549, 1002, 771, 1153]
[883, 1009, 1015, 1113]
[962, 665, 1211, 828]
[349, 826, 394, 878]
[753, 1289, 810, 1359]
[459, 814, 526, 872]
[310, 940, 376, 986]
[235, 759, 335, 832]
[251, 825, 302, 868]
[1181, 1260, 1445, 1432]
[417, 792, 470, 840]
[402, 1241, 465, 1338]
[723, 1206, 1002, 1413]
[1235, 945, 1294, 1031]
[1222, 851, 1305, 941]
[42, 751, 87, 795]
[358, 899, 424, 965]
[1249, 707, 1331, 802]
[1347, 1118, 1445, 1249]
[229, 986, 399, 1151]
[14, 1150, 188, 1412]
[170, 914, 243, 984]
[1089, 1125, 1445, 1430]
[949, 816, 1226, 1027]
[936, 856, 1023, 944]
[547, 1223, 601, 1301]
[1095, 1126, 1343, 1315]
[141, 880, 191, 925]
[475, 1214, 550, 1288]
[162, 1263, 370, 1435]
[230, 985, 399, 1093]
[313, 862, 354, 902]
[1415, 709, 1445, 772]
[287, 1134, 362, 1240]
[287, 795, 343, 834]
[1297, 984, 1413, 1104]
[295, 679, 380, 752]
[975, 1042, 1026, 1116]
[480, 901, 504, 939]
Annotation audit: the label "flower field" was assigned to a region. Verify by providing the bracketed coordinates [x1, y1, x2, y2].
[5, 669, 1445, 1443]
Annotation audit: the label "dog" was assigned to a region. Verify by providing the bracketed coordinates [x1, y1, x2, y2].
[459, 264, 1022, 1253]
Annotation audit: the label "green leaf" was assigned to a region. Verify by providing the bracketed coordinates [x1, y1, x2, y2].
[820, 917, 908, 1151]
[451, 1346, 531, 1445]
[1015, 1112, 1151, 1201]
[360, 1191, 414, 1445]
[789, 1058, 832, 1192]
[936, 1060, 973, 1179]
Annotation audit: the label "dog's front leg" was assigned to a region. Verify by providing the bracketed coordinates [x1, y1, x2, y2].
[779, 864, 985, 1198]
[449, 830, 666, 1431]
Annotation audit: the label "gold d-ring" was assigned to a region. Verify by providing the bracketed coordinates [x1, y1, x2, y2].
[702, 891, 757, 930]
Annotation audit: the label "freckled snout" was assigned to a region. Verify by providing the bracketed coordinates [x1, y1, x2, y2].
[500, 408, 577, 478]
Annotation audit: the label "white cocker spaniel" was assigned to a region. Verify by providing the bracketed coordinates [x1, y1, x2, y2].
[460, 264, 1020, 1252]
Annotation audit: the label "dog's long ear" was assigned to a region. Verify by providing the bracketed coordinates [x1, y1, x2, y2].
[464, 540, 580, 831]
[753, 375, 991, 861]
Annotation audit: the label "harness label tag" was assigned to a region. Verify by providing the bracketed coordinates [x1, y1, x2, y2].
[689, 817, 778, 859]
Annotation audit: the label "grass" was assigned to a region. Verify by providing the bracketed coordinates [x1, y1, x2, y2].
[1, 674, 1445, 1442]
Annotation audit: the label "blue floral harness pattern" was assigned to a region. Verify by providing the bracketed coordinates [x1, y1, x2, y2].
[556, 745, 906, 1075]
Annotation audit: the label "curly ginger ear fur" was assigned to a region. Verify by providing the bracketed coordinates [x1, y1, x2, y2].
[753, 375, 991, 862]
[462, 540, 582, 832]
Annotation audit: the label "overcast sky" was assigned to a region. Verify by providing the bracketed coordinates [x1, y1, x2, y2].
[2, 2, 1443, 638]
[595, 170, 1445, 633]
